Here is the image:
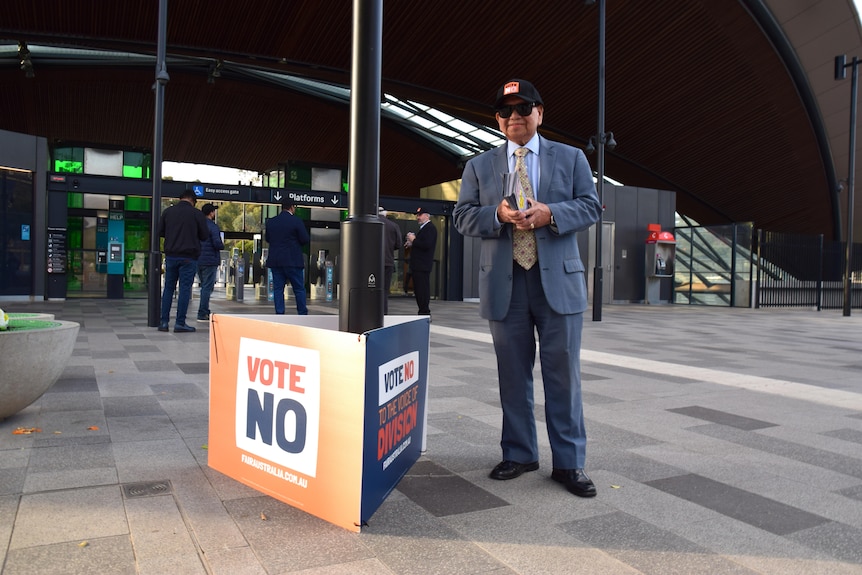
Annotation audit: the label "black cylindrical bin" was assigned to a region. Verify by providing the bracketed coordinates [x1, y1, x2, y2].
[339, 217, 384, 333]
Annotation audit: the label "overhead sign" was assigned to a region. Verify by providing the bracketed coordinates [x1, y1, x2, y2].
[194, 184, 243, 199]
[272, 189, 345, 208]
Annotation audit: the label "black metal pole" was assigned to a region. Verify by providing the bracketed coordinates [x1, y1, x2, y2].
[147, 0, 169, 327]
[591, 0, 606, 322]
[339, 0, 384, 333]
[843, 58, 857, 316]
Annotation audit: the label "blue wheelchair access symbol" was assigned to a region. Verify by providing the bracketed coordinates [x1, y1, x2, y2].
[192, 184, 205, 197]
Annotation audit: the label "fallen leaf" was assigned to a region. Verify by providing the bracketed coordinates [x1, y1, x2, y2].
[78, 541, 89, 548]
[201, 444, 208, 450]
[12, 427, 41, 435]
[87, 426, 100, 431]
[610, 484, 621, 489]
[260, 512, 267, 521]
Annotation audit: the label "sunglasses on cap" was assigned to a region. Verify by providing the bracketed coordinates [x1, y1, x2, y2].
[496, 102, 537, 118]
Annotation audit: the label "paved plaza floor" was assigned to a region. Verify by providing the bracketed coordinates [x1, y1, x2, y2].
[1, 293, 861, 574]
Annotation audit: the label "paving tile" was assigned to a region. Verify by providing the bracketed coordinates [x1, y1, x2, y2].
[837, 483, 862, 503]
[0, 467, 26, 496]
[123, 344, 161, 353]
[151, 382, 207, 400]
[176, 362, 211, 375]
[667, 405, 778, 430]
[821, 427, 862, 444]
[133, 359, 181, 372]
[559, 510, 760, 574]
[27, 442, 114, 473]
[106, 415, 181, 442]
[91, 349, 131, 359]
[2, 534, 136, 575]
[396, 460, 509, 517]
[38, 391, 103, 412]
[10, 485, 128, 549]
[645, 473, 830, 535]
[224, 495, 373, 573]
[690, 423, 862, 480]
[102, 396, 166, 417]
[787, 520, 862, 565]
[124, 494, 207, 575]
[361, 497, 512, 575]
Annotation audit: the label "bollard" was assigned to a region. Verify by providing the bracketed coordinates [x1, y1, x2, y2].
[236, 256, 244, 302]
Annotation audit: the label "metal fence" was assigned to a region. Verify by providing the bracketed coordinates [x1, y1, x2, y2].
[755, 230, 862, 310]
[672, 225, 862, 310]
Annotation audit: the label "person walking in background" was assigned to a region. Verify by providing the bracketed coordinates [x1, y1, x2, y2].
[379, 206, 402, 314]
[158, 190, 209, 333]
[404, 206, 437, 316]
[196, 203, 224, 322]
[453, 79, 602, 497]
[265, 199, 310, 315]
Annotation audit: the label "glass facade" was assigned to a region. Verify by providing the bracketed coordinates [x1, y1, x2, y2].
[0, 168, 34, 296]
[65, 192, 151, 297]
[53, 146, 152, 179]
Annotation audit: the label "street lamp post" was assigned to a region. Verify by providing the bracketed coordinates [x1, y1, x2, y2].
[147, 0, 170, 327]
[586, 0, 609, 321]
[835, 54, 858, 317]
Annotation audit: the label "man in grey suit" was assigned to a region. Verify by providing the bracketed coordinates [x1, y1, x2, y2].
[453, 79, 602, 497]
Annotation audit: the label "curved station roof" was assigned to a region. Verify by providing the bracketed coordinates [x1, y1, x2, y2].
[2, 1, 862, 240]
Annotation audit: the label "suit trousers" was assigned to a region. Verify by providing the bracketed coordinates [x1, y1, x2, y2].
[383, 265, 394, 314]
[488, 265, 587, 469]
[270, 266, 308, 315]
[412, 269, 431, 315]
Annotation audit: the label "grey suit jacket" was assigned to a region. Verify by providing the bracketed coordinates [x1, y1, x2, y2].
[453, 136, 602, 320]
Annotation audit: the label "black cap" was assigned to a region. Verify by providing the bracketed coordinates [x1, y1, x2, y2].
[201, 203, 217, 215]
[494, 79, 543, 109]
[415, 206, 430, 216]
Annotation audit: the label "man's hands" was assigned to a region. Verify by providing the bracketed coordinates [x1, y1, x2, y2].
[497, 198, 552, 231]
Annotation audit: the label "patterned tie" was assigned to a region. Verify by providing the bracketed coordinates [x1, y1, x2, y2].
[512, 147, 537, 269]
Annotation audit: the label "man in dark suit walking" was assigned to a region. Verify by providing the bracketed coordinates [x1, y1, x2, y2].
[404, 207, 437, 315]
[453, 79, 602, 497]
[265, 199, 310, 315]
[158, 190, 209, 333]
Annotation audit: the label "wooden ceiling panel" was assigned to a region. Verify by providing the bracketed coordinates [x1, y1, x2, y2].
[0, 0, 839, 237]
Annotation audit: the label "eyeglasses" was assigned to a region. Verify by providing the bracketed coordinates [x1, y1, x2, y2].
[496, 102, 537, 118]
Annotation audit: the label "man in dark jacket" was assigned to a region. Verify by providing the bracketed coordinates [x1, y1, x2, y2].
[404, 206, 437, 315]
[196, 203, 224, 322]
[379, 206, 402, 314]
[158, 190, 209, 332]
[265, 199, 310, 315]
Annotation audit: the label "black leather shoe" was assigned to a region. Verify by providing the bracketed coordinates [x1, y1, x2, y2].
[174, 324, 196, 333]
[551, 468, 597, 497]
[489, 460, 539, 480]
[157, 323, 169, 332]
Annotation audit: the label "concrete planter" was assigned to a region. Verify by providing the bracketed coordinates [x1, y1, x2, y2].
[0, 319, 80, 420]
[7, 312, 55, 321]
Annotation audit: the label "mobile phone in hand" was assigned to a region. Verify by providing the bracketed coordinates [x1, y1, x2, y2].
[505, 194, 520, 210]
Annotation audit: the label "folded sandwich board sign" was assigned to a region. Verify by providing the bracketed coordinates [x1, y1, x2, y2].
[208, 314, 429, 532]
